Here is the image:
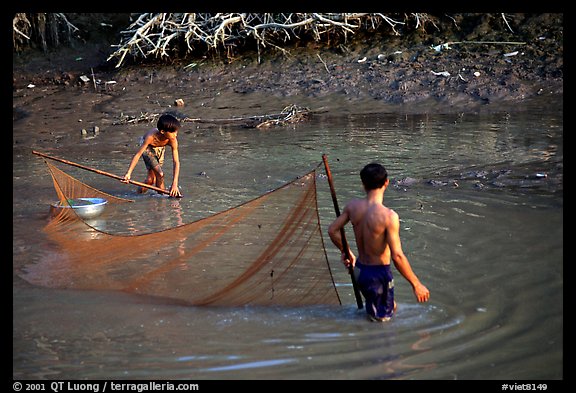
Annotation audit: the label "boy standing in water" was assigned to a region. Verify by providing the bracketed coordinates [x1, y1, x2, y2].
[328, 162, 430, 321]
[122, 113, 182, 197]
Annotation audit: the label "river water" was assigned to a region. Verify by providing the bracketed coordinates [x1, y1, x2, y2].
[13, 88, 562, 380]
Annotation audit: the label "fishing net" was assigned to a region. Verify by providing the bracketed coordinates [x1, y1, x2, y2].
[22, 157, 342, 307]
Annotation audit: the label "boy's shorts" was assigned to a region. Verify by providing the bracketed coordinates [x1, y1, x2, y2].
[355, 261, 395, 321]
[142, 145, 165, 171]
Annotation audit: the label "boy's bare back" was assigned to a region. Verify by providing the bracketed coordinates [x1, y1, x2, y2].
[346, 198, 397, 266]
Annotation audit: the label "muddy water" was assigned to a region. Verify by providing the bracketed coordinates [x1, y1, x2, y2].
[13, 84, 562, 380]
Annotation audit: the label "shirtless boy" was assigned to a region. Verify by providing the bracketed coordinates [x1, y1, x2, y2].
[122, 114, 182, 198]
[328, 162, 430, 321]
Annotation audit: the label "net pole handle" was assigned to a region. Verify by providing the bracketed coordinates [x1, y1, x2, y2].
[322, 154, 364, 310]
[32, 150, 175, 197]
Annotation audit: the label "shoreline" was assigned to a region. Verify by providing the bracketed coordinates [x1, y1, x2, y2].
[13, 14, 563, 117]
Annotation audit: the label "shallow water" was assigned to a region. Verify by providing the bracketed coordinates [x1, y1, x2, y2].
[13, 91, 562, 380]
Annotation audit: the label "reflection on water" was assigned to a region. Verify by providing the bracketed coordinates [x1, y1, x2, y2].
[13, 95, 562, 379]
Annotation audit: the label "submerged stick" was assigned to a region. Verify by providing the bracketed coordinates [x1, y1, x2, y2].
[322, 154, 364, 310]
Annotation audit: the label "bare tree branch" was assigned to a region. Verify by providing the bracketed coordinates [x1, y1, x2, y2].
[105, 13, 443, 67]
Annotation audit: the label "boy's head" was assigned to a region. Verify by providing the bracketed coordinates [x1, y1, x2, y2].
[157, 114, 181, 133]
[360, 162, 388, 190]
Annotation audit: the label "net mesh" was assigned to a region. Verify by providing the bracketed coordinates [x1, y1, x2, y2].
[23, 158, 342, 307]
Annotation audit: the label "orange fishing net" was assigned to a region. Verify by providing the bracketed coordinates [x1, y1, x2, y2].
[23, 157, 342, 307]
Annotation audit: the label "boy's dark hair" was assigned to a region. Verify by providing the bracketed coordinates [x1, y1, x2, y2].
[157, 114, 181, 133]
[360, 162, 388, 190]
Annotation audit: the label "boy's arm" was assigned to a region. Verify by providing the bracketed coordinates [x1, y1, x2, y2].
[386, 211, 430, 302]
[169, 140, 181, 197]
[122, 137, 150, 182]
[328, 205, 356, 267]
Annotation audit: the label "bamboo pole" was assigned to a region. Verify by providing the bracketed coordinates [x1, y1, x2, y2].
[322, 154, 363, 310]
[32, 150, 177, 197]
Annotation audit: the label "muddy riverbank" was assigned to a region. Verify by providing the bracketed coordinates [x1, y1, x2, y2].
[13, 13, 563, 122]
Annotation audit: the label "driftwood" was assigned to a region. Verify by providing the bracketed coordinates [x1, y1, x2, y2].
[112, 105, 311, 128]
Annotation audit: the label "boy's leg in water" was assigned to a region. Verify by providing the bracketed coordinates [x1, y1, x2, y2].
[153, 165, 165, 193]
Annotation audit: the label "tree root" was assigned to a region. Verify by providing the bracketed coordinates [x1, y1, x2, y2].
[106, 13, 431, 68]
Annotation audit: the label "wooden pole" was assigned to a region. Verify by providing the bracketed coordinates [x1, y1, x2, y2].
[322, 154, 364, 310]
[32, 150, 176, 197]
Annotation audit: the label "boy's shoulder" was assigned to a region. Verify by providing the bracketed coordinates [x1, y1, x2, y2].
[346, 198, 366, 211]
[142, 128, 161, 140]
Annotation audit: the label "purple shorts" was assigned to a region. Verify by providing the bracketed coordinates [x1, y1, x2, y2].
[356, 261, 395, 321]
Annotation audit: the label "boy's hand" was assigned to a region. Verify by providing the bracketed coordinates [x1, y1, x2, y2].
[341, 250, 356, 268]
[121, 174, 131, 183]
[413, 283, 430, 303]
[169, 184, 182, 198]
